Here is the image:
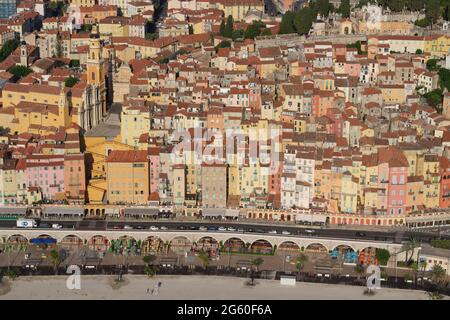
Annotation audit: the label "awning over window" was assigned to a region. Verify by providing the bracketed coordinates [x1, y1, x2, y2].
[295, 213, 327, 223]
[124, 208, 159, 216]
[44, 206, 84, 216]
[202, 208, 226, 217]
[225, 209, 239, 217]
[0, 206, 27, 215]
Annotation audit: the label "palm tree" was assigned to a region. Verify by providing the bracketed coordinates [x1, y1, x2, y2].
[144, 265, 159, 278]
[430, 264, 446, 292]
[401, 238, 418, 265]
[354, 264, 365, 281]
[251, 257, 264, 272]
[143, 254, 156, 265]
[50, 250, 61, 275]
[198, 251, 211, 270]
[295, 254, 308, 272]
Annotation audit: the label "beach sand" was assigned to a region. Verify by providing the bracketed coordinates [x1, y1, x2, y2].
[0, 275, 436, 300]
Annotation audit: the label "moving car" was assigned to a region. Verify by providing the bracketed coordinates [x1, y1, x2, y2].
[123, 225, 134, 230]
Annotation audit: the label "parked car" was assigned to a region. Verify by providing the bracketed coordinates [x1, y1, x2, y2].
[356, 232, 366, 237]
[52, 224, 63, 229]
[189, 226, 199, 230]
[199, 226, 207, 231]
[218, 227, 227, 231]
[227, 227, 236, 232]
[177, 226, 187, 230]
[149, 226, 159, 231]
[123, 225, 134, 230]
[135, 225, 145, 230]
[207, 226, 217, 231]
[281, 230, 291, 235]
[237, 228, 244, 233]
[268, 230, 277, 234]
[112, 225, 123, 230]
[160, 226, 168, 231]
[305, 229, 315, 234]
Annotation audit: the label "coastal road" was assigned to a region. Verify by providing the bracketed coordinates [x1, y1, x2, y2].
[0, 219, 447, 244]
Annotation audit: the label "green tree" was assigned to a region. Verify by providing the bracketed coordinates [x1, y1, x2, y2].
[401, 238, 419, 264]
[219, 20, 226, 36]
[439, 68, 450, 92]
[415, 49, 423, 54]
[294, 8, 314, 35]
[215, 40, 231, 52]
[426, 0, 441, 29]
[407, 0, 424, 11]
[0, 39, 19, 62]
[55, 35, 63, 58]
[317, 0, 332, 17]
[444, 5, 450, 20]
[251, 257, 264, 272]
[389, 0, 406, 11]
[69, 59, 80, 68]
[244, 21, 265, 39]
[224, 15, 234, 38]
[231, 29, 244, 40]
[339, 0, 351, 18]
[143, 254, 156, 265]
[375, 248, 390, 266]
[188, 24, 194, 34]
[8, 65, 33, 78]
[295, 254, 308, 272]
[144, 265, 159, 278]
[415, 17, 431, 27]
[198, 251, 211, 270]
[423, 89, 443, 111]
[426, 58, 439, 71]
[430, 264, 446, 292]
[354, 264, 365, 280]
[279, 11, 296, 34]
[64, 76, 79, 88]
[50, 250, 61, 274]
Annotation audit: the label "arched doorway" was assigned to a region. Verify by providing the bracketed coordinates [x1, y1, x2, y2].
[88, 235, 110, 252]
[223, 237, 246, 253]
[169, 236, 192, 255]
[250, 239, 273, 254]
[305, 243, 328, 253]
[278, 241, 300, 252]
[331, 245, 357, 263]
[61, 235, 83, 250]
[142, 236, 164, 255]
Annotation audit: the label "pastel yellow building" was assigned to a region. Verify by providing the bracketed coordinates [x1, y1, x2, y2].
[106, 150, 150, 205]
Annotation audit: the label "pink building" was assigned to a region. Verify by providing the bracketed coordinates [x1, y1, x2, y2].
[26, 154, 65, 200]
[64, 154, 86, 204]
[148, 146, 161, 194]
[377, 147, 408, 215]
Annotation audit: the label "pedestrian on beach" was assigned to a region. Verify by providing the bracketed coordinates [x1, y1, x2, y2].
[146, 288, 149, 294]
